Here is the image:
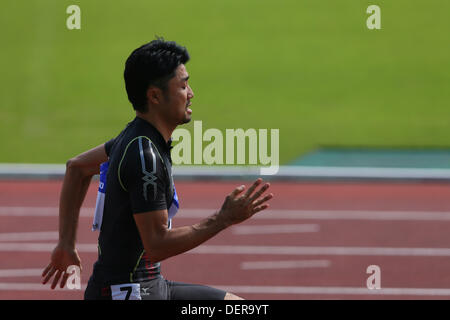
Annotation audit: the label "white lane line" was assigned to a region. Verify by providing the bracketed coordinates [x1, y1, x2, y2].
[0, 243, 97, 252]
[232, 224, 319, 235]
[0, 282, 87, 291]
[0, 269, 44, 278]
[2, 243, 450, 257]
[240, 260, 331, 270]
[212, 285, 450, 296]
[181, 209, 450, 221]
[3, 207, 450, 221]
[2, 281, 450, 297]
[0, 231, 58, 242]
[0, 207, 93, 217]
[190, 245, 450, 257]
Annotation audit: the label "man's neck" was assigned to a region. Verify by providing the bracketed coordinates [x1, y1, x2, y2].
[135, 111, 175, 143]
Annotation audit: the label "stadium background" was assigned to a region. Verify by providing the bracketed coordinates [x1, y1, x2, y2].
[1, 0, 449, 164]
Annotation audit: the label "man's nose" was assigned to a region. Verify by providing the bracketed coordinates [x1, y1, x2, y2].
[188, 85, 194, 99]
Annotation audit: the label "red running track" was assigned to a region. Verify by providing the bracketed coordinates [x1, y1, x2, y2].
[1, 180, 450, 300]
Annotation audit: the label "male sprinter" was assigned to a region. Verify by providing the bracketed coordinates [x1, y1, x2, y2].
[41, 38, 273, 300]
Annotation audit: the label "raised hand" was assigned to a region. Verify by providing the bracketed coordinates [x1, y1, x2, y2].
[218, 178, 273, 227]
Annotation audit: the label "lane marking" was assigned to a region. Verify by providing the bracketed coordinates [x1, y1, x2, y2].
[0, 268, 44, 278]
[0, 207, 92, 217]
[232, 224, 319, 235]
[2, 282, 450, 297]
[3, 207, 450, 221]
[0, 231, 58, 242]
[2, 243, 450, 257]
[0, 243, 97, 252]
[212, 285, 450, 296]
[240, 260, 331, 270]
[180, 209, 450, 221]
[190, 245, 450, 257]
[0, 282, 87, 291]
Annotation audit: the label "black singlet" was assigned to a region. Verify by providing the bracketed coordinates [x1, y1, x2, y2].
[91, 116, 174, 285]
[84, 116, 227, 300]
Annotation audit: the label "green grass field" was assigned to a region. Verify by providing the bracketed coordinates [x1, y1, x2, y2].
[1, 0, 449, 164]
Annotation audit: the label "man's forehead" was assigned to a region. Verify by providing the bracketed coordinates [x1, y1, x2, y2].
[175, 64, 189, 80]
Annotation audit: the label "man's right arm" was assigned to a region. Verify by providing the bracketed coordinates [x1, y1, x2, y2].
[58, 144, 109, 248]
[42, 143, 110, 289]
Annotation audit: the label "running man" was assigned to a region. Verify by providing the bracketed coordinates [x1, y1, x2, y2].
[41, 38, 273, 300]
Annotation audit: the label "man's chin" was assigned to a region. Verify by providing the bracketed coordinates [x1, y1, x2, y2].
[181, 116, 192, 124]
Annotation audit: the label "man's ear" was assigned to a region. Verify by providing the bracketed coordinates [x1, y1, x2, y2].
[146, 86, 162, 105]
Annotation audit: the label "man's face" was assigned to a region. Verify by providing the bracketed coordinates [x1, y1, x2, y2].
[161, 64, 194, 125]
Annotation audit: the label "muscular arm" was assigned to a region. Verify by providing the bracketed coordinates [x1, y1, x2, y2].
[59, 144, 109, 248]
[123, 138, 273, 264]
[42, 143, 109, 289]
[134, 179, 273, 263]
[134, 209, 226, 263]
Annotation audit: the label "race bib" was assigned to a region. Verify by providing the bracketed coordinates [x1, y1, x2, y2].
[168, 185, 179, 220]
[110, 283, 142, 300]
[92, 161, 109, 231]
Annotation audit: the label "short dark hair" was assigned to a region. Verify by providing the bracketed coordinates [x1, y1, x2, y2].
[124, 37, 190, 112]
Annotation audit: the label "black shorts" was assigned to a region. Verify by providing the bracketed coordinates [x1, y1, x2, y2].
[84, 275, 227, 300]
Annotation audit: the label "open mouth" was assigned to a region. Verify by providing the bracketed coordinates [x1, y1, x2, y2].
[186, 103, 192, 114]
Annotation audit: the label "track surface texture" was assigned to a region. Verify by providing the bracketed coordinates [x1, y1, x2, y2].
[1, 180, 450, 300]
